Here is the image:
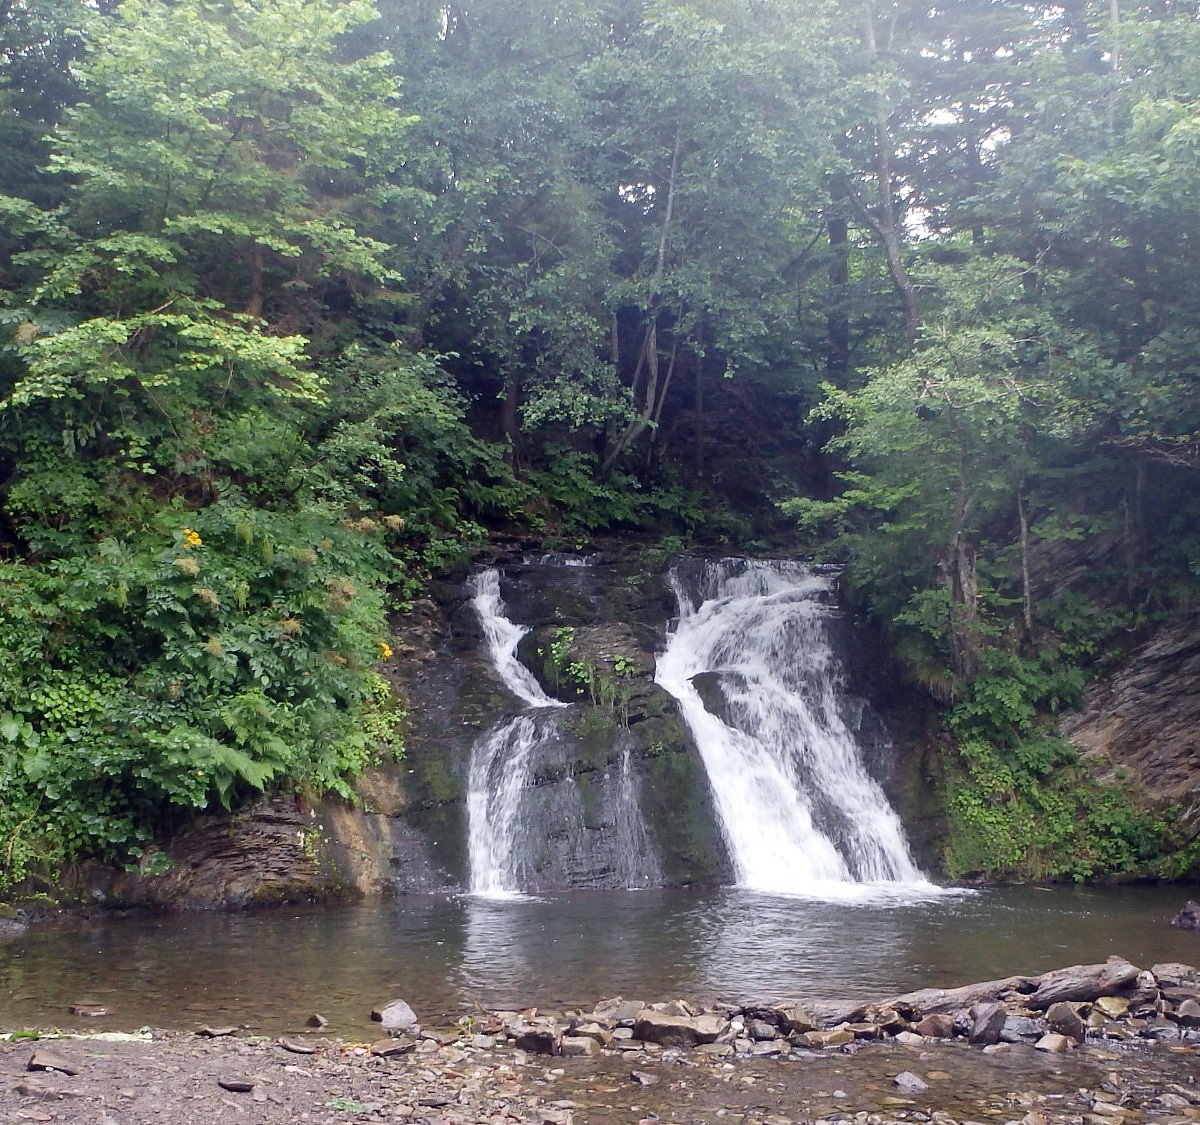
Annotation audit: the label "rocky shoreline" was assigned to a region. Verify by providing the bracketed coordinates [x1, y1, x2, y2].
[4, 957, 1200, 1124]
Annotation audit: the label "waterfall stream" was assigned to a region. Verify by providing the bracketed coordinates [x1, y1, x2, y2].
[465, 566, 660, 895]
[656, 558, 934, 898]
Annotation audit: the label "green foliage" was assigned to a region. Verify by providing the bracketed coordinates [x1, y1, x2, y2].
[0, 500, 407, 890]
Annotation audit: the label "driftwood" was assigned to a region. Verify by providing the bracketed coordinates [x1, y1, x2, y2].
[1026, 957, 1141, 1010]
[876, 957, 1142, 1020]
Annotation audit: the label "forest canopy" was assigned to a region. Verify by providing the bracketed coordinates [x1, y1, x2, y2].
[2, 0, 1199, 887]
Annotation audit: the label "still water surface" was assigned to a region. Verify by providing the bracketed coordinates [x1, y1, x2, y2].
[2, 885, 1196, 1036]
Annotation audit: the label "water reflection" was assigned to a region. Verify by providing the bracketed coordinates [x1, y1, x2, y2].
[1, 885, 1196, 1036]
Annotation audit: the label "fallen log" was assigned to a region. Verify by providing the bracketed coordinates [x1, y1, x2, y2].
[1025, 957, 1141, 1010]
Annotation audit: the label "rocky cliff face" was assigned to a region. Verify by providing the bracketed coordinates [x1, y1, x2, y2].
[1061, 619, 1200, 837]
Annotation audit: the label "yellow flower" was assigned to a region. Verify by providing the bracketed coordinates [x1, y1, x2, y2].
[378, 641, 394, 660]
[181, 528, 203, 549]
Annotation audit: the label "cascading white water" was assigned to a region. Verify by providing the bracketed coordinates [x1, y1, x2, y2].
[656, 558, 933, 898]
[470, 569, 563, 710]
[466, 570, 565, 896]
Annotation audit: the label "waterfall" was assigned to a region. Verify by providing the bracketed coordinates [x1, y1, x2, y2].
[465, 567, 660, 895]
[656, 558, 931, 898]
[466, 570, 564, 896]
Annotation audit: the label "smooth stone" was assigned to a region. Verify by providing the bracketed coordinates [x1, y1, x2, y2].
[895, 1031, 926, 1047]
[372, 998, 420, 1033]
[559, 1035, 601, 1057]
[217, 1077, 255, 1093]
[278, 1037, 316, 1055]
[196, 1025, 239, 1038]
[1176, 999, 1200, 1027]
[895, 1071, 929, 1093]
[1095, 996, 1130, 1019]
[469, 1033, 497, 1049]
[1034, 1033, 1074, 1053]
[630, 1070, 659, 1086]
[748, 1019, 779, 1041]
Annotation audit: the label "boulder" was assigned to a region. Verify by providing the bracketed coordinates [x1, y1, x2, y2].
[1094, 995, 1130, 1018]
[747, 1019, 779, 1041]
[371, 998, 420, 1034]
[559, 1035, 601, 1057]
[1034, 1033, 1074, 1053]
[592, 997, 646, 1025]
[894, 1071, 929, 1094]
[1045, 1001, 1087, 1042]
[968, 1001, 1008, 1046]
[1172, 902, 1200, 931]
[1000, 1015, 1043, 1043]
[776, 1005, 817, 1034]
[1176, 998, 1200, 1027]
[632, 1009, 726, 1047]
[913, 1013, 954, 1039]
[1152, 962, 1200, 986]
[513, 1021, 562, 1055]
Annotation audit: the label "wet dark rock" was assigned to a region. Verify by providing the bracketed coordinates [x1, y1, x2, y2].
[1045, 1001, 1087, 1042]
[196, 1026, 239, 1038]
[513, 1021, 562, 1055]
[1142, 1017, 1181, 1041]
[967, 1001, 1007, 1046]
[1176, 998, 1200, 1027]
[305, 1013, 328, 1028]
[1171, 902, 1200, 931]
[748, 1019, 779, 1041]
[633, 1009, 726, 1047]
[1000, 1015, 1044, 1043]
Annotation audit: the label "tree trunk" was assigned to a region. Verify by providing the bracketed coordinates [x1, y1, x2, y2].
[845, 1, 920, 346]
[1018, 487, 1033, 636]
[601, 127, 682, 476]
[246, 242, 264, 319]
[826, 197, 850, 383]
[501, 368, 521, 474]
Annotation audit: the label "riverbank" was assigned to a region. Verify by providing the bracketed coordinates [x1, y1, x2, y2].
[3, 1018, 1199, 1125]
[4, 958, 1200, 1124]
